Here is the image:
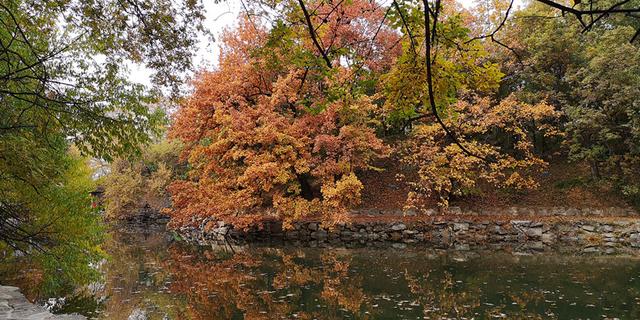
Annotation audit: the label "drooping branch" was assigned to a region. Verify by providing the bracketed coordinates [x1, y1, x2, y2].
[534, 0, 640, 36]
[422, 0, 487, 162]
[581, 0, 631, 32]
[534, 0, 640, 15]
[392, 0, 417, 55]
[297, 0, 333, 68]
[0, 202, 51, 253]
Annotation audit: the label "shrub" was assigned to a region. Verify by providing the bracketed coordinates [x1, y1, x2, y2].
[102, 139, 182, 220]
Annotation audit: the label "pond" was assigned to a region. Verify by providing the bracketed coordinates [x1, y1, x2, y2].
[7, 227, 640, 319]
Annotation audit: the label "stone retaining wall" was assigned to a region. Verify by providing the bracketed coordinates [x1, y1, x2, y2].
[176, 213, 640, 252]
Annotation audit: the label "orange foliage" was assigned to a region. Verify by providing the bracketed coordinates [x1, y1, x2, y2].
[168, 10, 395, 228]
[300, 0, 401, 72]
[163, 248, 369, 320]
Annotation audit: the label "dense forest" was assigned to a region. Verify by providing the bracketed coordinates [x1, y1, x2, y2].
[2, 0, 640, 297]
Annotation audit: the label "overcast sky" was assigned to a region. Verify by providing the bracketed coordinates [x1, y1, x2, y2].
[129, 0, 479, 86]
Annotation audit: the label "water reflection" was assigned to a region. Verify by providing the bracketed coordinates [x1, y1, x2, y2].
[52, 229, 640, 319]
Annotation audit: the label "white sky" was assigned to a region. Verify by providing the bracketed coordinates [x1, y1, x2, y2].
[128, 0, 480, 86]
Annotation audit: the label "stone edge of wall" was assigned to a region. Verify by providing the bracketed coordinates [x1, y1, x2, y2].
[354, 206, 638, 217]
[174, 209, 640, 253]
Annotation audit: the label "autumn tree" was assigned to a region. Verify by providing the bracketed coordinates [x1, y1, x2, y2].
[382, 0, 503, 130]
[401, 95, 562, 208]
[374, 0, 561, 209]
[495, 2, 640, 205]
[168, 0, 399, 228]
[166, 0, 640, 227]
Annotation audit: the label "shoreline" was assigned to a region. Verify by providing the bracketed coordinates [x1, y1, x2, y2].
[172, 206, 640, 253]
[0, 285, 85, 320]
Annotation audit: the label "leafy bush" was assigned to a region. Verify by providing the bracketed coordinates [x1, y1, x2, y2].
[102, 140, 183, 220]
[401, 95, 562, 208]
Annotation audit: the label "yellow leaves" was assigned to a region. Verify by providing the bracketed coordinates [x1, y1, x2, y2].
[293, 157, 311, 175]
[504, 171, 539, 190]
[321, 173, 363, 209]
[403, 94, 561, 210]
[103, 164, 145, 219]
[103, 150, 179, 220]
[148, 163, 172, 199]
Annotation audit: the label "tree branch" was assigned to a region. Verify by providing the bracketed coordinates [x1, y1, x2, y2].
[298, 0, 332, 68]
[535, 0, 640, 14]
[392, 0, 417, 55]
[422, 0, 488, 162]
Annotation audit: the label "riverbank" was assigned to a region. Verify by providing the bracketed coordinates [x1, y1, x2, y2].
[175, 206, 640, 253]
[0, 286, 85, 320]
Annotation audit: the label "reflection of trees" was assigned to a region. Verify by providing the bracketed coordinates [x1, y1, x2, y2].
[7, 229, 640, 319]
[405, 270, 549, 319]
[164, 248, 263, 319]
[162, 247, 376, 320]
[154, 247, 640, 320]
[0, 259, 45, 301]
[317, 256, 368, 315]
[402, 257, 557, 319]
[48, 232, 640, 319]
[405, 270, 481, 318]
[95, 230, 189, 319]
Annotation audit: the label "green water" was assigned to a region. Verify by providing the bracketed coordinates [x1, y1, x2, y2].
[12, 229, 640, 319]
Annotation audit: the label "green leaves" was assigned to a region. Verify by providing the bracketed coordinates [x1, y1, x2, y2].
[1, 0, 172, 162]
[0, 0, 194, 292]
[381, 6, 502, 131]
[0, 149, 105, 297]
[505, 2, 640, 205]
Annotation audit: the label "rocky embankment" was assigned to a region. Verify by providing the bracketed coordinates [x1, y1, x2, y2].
[176, 207, 640, 252]
[0, 286, 85, 320]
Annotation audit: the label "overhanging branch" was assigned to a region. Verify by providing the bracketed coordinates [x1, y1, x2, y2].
[422, 0, 488, 162]
[297, 0, 333, 68]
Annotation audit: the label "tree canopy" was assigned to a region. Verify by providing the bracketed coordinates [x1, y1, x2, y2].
[0, 0, 207, 290]
[160, 0, 640, 229]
